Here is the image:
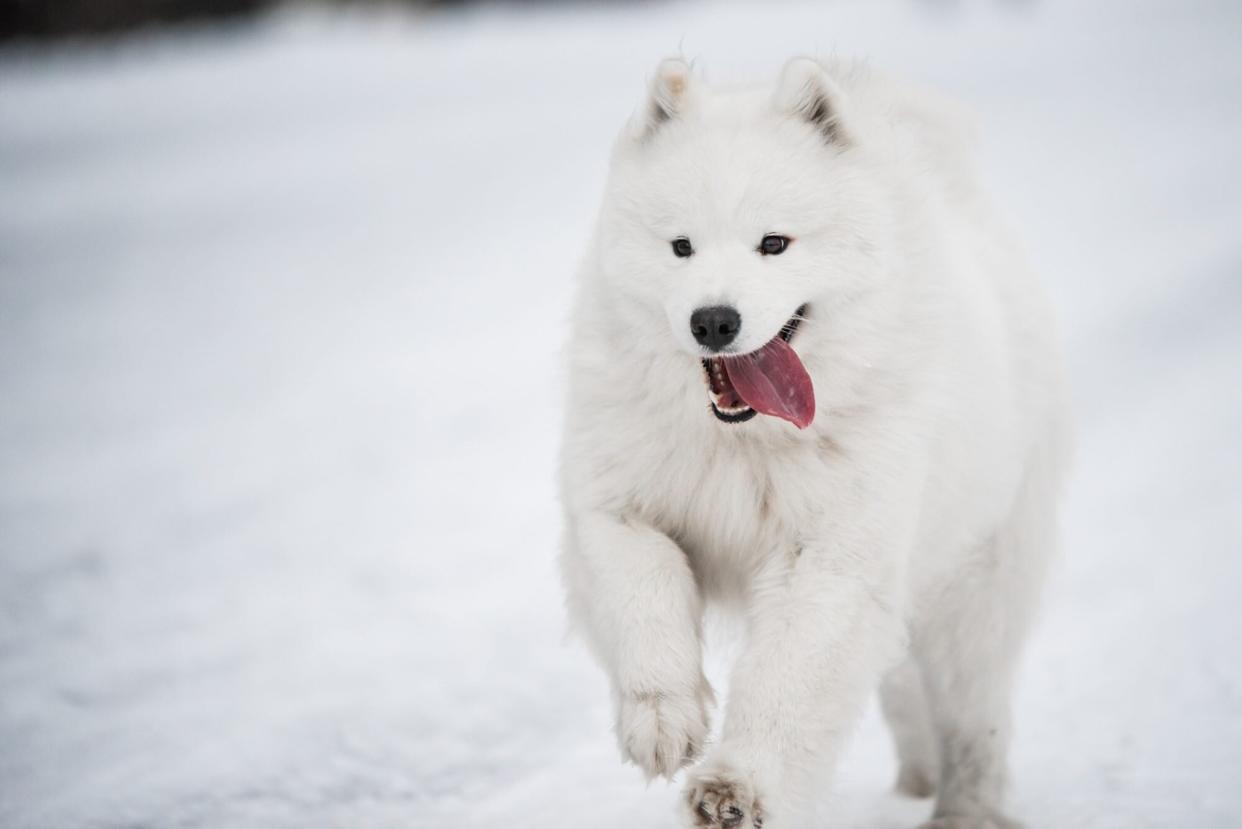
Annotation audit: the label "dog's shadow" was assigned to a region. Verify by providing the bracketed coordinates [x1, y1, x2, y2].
[812, 786, 933, 829]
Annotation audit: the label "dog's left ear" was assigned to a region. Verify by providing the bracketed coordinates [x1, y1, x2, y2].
[774, 57, 851, 145]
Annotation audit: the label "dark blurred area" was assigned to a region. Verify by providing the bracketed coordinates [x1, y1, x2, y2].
[0, 0, 1028, 42]
[0, 0, 503, 40]
[0, 0, 270, 39]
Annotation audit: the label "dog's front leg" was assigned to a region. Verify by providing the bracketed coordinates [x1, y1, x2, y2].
[684, 523, 905, 828]
[562, 510, 713, 780]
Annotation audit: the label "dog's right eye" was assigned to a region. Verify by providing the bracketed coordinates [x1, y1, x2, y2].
[671, 238, 694, 258]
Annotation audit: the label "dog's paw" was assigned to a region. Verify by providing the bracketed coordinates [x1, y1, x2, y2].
[683, 763, 763, 828]
[616, 688, 710, 780]
[895, 762, 936, 798]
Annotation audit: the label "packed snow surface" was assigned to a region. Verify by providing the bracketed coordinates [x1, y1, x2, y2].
[2, 1, 1241, 826]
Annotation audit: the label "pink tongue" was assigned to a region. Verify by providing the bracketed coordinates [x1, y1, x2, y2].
[723, 337, 816, 429]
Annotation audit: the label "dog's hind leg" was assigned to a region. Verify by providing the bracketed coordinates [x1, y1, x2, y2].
[879, 657, 938, 799]
[916, 573, 1023, 829]
[913, 464, 1055, 829]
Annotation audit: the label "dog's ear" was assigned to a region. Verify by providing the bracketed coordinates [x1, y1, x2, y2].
[627, 58, 695, 141]
[774, 57, 850, 145]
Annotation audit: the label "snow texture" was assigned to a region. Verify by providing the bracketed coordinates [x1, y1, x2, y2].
[1, 1, 1240, 827]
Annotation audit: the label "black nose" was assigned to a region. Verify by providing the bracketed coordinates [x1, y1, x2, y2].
[690, 306, 741, 352]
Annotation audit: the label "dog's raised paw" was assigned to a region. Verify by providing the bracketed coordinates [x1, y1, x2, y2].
[616, 689, 709, 780]
[684, 769, 762, 828]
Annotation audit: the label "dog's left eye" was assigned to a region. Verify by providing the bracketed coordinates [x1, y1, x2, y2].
[759, 234, 790, 256]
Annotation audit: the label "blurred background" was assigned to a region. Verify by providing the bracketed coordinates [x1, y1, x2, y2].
[1, 1, 1240, 827]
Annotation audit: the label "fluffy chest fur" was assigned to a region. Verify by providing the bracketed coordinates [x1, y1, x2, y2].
[565, 347, 864, 600]
[633, 433, 817, 597]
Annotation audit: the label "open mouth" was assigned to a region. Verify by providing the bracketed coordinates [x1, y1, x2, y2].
[701, 304, 814, 428]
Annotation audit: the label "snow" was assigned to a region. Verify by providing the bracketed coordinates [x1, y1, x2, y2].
[1, 1, 1240, 826]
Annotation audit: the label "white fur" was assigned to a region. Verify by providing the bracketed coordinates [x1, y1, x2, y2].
[560, 57, 1069, 829]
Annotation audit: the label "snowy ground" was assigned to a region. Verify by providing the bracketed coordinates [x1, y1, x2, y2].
[2, 1, 1241, 827]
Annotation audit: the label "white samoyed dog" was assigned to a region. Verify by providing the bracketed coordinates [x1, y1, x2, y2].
[559, 57, 1069, 829]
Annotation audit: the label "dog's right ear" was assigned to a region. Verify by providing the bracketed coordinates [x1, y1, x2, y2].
[626, 58, 695, 142]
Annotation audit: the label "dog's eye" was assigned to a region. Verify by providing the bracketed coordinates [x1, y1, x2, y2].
[671, 237, 694, 258]
[759, 234, 790, 256]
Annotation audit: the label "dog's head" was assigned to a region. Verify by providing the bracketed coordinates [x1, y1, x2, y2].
[597, 58, 885, 429]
